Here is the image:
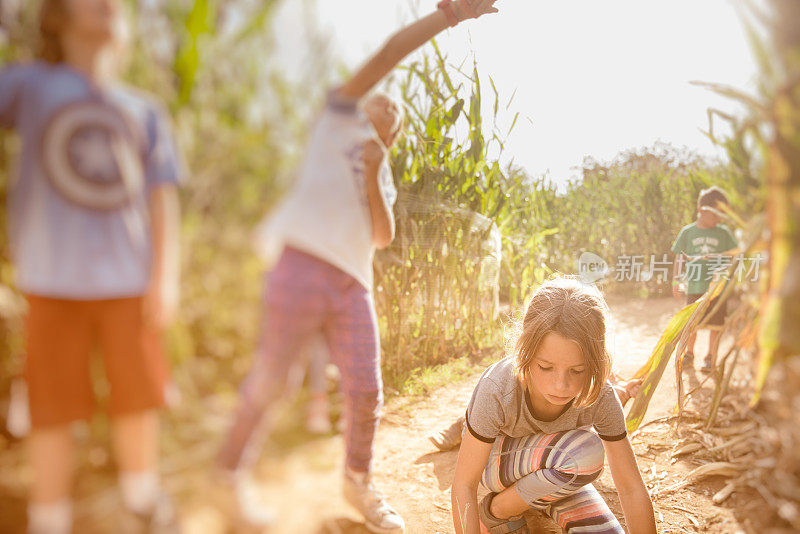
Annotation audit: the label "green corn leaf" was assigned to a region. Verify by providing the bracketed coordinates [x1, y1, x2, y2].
[173, 0, 218, 105]
[625, 303, 699, 432]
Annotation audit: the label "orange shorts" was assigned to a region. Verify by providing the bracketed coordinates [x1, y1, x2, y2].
[23, 294, 169, 428]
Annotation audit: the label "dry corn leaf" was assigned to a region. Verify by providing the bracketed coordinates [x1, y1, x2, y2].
[670, 505, 701, 528]
[686, 461, 745, 481]
[656, 462, 746, 496]
[671, 442, 703, 458]
[709, 422, 756, 437]
[713, 480, 740, 504]
[707, 433, 756, 453]
[729, 440, 754, 456]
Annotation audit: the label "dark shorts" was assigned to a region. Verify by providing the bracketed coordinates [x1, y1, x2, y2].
[687, 293, 727, 328]
[24, 294, 169, 428]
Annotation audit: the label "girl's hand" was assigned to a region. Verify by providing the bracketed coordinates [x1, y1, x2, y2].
[450, 0, 500, 22]
[363, 138, 387, 169]
[613, 378, 642, 407]
[143, 277, 178, 331]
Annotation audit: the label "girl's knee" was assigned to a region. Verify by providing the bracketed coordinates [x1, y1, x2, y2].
[240, 367, 287, 409]
[555, 429, 605, 478]
[573, 428, 605, 455]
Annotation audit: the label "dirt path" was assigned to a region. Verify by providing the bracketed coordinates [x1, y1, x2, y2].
[177, 294, 750, 533]
[0, 296, 758, 533]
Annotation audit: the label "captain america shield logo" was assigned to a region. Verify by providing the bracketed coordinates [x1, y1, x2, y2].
[40, 100, 144, 210]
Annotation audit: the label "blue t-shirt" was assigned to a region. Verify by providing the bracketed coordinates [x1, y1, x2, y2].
[0, 62, 184, 299]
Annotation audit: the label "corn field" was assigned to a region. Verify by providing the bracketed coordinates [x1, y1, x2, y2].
[618, 1, 800, 528]
[0, 0, 788, 395]
[0, 0, 798, 531]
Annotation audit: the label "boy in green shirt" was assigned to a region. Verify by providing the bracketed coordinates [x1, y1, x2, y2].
[671, 186, 739, 373]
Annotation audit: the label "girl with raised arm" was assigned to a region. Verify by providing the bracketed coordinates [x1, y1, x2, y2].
[216, 2, 501, 532]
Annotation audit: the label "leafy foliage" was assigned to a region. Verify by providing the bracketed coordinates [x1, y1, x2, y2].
[0, 1, 761, 397]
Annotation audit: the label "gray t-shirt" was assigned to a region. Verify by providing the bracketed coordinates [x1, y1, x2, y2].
[465, 358, 628, 443]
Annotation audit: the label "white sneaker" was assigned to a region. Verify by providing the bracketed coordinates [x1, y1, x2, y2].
[343, 469, 404, 534]
[211, 471, 274, 533]
[120, 492, 181, 534]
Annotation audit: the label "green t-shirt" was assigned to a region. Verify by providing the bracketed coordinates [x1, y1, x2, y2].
[671, 222, 738, 295]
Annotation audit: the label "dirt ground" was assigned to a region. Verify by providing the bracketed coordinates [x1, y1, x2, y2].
[0, 296, 770, 533]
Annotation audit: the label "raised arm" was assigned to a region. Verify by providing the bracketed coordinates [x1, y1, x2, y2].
[337, 0, 499, 100]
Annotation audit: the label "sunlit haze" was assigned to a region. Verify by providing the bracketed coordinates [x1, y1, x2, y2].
[275, 0, 759, 189]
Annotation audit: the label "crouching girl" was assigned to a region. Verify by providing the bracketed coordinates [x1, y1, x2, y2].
[451, 277, 657, 534]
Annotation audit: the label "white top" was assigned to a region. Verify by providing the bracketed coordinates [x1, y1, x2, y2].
[260, 93, 397, 289]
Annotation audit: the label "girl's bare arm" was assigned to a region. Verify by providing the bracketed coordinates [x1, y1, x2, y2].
[363, 139, 395, 248]
[603, 437, 658, 533]
[672, 254, 685, 298]
[451, 431, 493, 534]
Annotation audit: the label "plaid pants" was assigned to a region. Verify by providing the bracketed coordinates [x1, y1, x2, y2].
[218, 247, 383, 473]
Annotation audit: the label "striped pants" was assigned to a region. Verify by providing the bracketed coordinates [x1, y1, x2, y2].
[481, 429, 624, 534]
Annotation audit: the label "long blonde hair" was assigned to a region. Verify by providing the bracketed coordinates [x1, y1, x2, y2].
[512, 276, 612, 408]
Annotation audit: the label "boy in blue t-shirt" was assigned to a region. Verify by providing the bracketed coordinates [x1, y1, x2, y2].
[671, 186, 738, 373]
[1, 0, 184, 532]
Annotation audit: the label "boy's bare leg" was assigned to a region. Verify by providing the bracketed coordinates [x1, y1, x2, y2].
[111, 410, 164, 516]
[28, 425, 75, 533]
[111, 410, 159, 472]
[700, 328, 724, 373]
[708, 329, 722, 360]
[685, 331, 698, 360]
[29, 425, 75, 502]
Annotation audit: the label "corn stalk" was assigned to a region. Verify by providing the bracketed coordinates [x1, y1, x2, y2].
[754, 0, 800, 403]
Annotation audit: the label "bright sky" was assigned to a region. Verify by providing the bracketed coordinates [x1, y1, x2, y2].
[276, 0, 759, 189]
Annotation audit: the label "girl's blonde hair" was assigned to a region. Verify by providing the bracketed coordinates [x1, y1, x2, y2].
[512, 276, 612, 408]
